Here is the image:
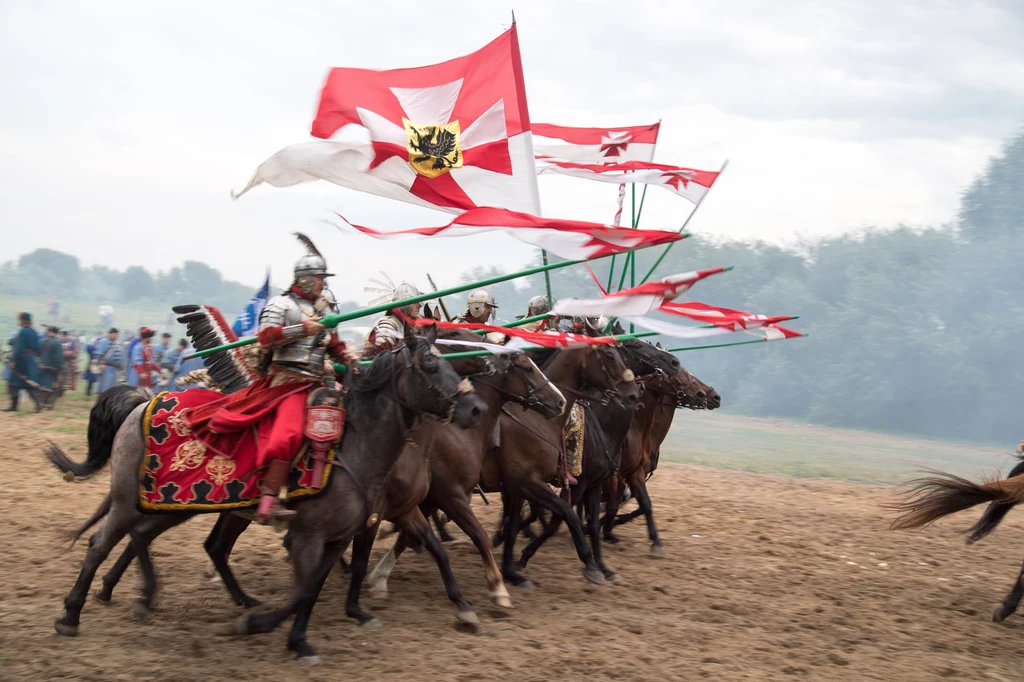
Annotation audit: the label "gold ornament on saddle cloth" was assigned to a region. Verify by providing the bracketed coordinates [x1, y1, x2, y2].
[169, 439, 207, 472]
[565, 402, 585, 478]
[404, 118, 463, 178]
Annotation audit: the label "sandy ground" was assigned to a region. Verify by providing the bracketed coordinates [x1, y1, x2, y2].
[1, 403, 1023, 681]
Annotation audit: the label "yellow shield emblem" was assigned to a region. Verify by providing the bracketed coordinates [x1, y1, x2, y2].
[404, 118, 463, 178]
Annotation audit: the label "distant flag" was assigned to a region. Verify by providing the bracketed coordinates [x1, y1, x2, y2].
[531, 122, 660, 163]
[535, 158, 721, 205]
[552, 268, 730, 318]
[232, 272, 270, 338]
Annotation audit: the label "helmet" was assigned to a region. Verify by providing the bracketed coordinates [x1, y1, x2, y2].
[466, 289, 497, 321]
[527, 294, 554, 317]
[393, 282, 422, 318]
[293, 233, 332, 294]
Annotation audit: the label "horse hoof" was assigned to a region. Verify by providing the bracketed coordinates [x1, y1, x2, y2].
[651, 544, 667, 558]
[54, 619, 79, 637]
[93, 590, 112, 605]
[456, 609, 479, 627]
[360, 617, 382, 629]
[583, 568, 606, 585]
[368, 585, 389, 599]
[993, 607, 1008, 624]
[132, 602, 152, 624]
[231, 614, 251, 636]
[506, 578, 534, 589]
[604, 572, 623, 582]
[297, 655, 322, 666]
[603, 535, 621, 544]
[492, 593, 513, 609]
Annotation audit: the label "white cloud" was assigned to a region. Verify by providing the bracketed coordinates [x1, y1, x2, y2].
[0, 0, 1022, 300]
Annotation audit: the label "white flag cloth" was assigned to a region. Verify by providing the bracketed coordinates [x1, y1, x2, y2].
[536, 158, 720, 205]
[623, 316, 735, 340]
[531, 123, 660, 163]
[552, 268, 728, 318]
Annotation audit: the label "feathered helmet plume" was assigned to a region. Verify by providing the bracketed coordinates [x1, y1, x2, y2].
[293, 232, 332, 292]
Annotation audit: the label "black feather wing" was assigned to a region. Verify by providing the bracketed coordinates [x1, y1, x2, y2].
[172, 304, 259, 394]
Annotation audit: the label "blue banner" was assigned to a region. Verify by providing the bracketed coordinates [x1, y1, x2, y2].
[232, 272, 270, 338]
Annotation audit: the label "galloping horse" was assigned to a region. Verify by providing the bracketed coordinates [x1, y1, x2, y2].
[47, 327, 486, 664]
[890, 456, 1024, 624]
[603, 364, 720, 554]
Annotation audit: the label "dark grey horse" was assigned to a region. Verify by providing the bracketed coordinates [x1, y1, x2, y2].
[47, 326, 486, 664]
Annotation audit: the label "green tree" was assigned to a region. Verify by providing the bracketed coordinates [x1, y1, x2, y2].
[121, 266, 155, 301]
[18, 248, 81, 290]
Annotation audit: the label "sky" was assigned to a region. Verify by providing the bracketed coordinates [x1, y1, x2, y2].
[1, 0, 1023, 297]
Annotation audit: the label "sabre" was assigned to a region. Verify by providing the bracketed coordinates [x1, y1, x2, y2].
[426, 273, 453, 321]
[185, 237, 690, 360]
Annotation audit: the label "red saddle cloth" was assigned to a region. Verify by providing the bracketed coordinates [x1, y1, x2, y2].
[138, 391, 332, 512]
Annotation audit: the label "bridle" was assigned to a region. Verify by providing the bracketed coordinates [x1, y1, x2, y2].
[389, 342, 473, 427]
[466, 354, 554, 412]
[554, 344, 635, 408]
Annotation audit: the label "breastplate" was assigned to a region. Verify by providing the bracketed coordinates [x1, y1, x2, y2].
[260, 293, 337, 377]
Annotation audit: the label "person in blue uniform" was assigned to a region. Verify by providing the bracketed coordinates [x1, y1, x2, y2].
[4, 312, 43, 412]
[94, 328, 123, 395]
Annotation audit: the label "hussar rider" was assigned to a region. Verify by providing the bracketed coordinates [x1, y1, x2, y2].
[363, 282, 422, 358]
[454, 288, 506, 344]
[519, 294, 558, 332]
[186, 234, 358, 523]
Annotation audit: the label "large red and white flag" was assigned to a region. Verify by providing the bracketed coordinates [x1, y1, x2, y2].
[234, 26, 541, 215]
[536, 159, 719, 205]
[531, 122, 660, 163]
[332, 207, 687, 261]
[552, 268, 729, 317]
[659, 301, 795, 331]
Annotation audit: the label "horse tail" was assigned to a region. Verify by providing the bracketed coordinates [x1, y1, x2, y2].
[890, 469, 1024, 532]
[61, 495, 112, 549]
[46, 385, 150, 479]
[964, 456, 1024, 544]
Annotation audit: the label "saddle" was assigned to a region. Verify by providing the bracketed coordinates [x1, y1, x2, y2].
[300, 387, 345, 489]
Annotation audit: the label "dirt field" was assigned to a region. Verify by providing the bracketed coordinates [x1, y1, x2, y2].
[1, 396, 1023, 681]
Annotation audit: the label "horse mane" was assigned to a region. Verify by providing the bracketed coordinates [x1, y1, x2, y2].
[346, 349, 396, 423]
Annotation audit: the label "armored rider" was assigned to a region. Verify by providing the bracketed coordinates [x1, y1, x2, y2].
[187, 234, 358, 523]
[363, 282, 422, 358]
[454, 288, 506, 344]
[519, 294, 557, 332]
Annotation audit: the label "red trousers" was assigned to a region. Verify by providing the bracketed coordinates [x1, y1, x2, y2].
[255, 390, 308, 467]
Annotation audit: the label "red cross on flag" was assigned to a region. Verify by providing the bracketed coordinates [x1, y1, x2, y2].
[234, 26, 541, 215]
[531, 123, 660, 163]
[535, 158, 720, 205]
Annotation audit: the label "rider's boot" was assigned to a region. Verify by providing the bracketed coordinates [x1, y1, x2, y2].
[257, 459, 298, 524]
[2, 388, 18, 412]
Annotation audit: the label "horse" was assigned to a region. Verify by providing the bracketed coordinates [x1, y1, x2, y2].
[508, 338, 682, 581]
[47, 326, 487, 664]
[889, 456, 1024, 624]
[481, 342, 640, 587]
[603, 364, 720, 554]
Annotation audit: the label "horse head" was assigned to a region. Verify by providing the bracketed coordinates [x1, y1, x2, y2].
[394, 324, 486, 429]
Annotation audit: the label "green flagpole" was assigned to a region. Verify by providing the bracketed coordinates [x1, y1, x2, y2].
[541, 249, 553, 307]
[665, 331, 807, 353]
[186, 238, 688, 360]
[639, 159, 729, 285]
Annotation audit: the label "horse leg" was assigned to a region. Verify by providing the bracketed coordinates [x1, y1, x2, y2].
[521, 479, 605, 585]
[204, 513, 258, 607]
[517, 513, 563, 569]
[993, 558, 1024, 623]
[95, 514, 187, 604]
[630, 472, 665, 556]
[55, 505, 140, 635]
[585, 485, 620, 581]
[431, 511, 456, 543]
[286, 540, 345, 664]
[613, 506, 646, 527]
[602, 477, 624, 544]
[345, 525, 382, 627]
[500, 492, 532, 588]
[365, 530, 410, 598]
[398, 509, 477, 626]
[235, 532, 324, 639]
[437, 496, 512, 608]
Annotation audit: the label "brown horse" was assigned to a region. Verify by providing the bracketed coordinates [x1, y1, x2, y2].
[47, 328, 487, 663]
[603, 365, 720, 554]
[509, 339, 682, 580]
[482, 343, 640, 586]
[356, 329, 566, 612]
[889, 457, 1024, 623]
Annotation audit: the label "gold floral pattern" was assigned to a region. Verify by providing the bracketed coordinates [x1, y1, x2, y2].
[169, 439, 207, 472]
[205, 455, 236, 485]
[167, 410, 192, 437]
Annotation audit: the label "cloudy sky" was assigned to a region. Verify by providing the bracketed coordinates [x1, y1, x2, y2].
[2, 0, 1022, 297]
